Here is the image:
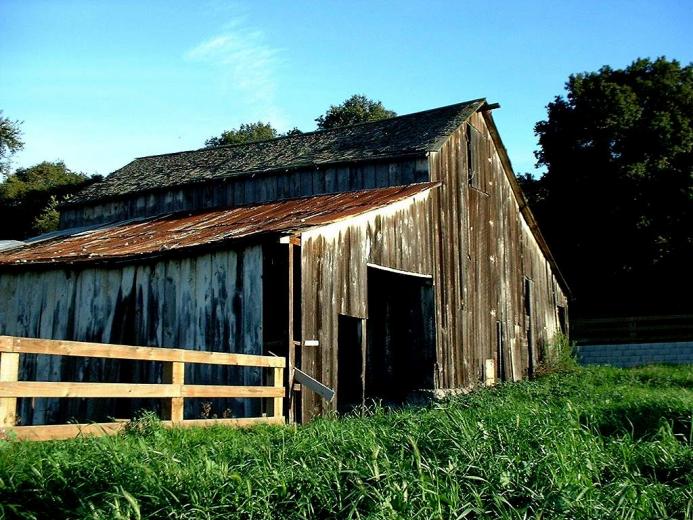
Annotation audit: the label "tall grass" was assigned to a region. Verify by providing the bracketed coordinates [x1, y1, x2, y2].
[537, 333, 578, 375]
[0, 365, 691, 519]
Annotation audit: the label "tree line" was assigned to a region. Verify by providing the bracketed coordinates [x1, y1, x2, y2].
[519, 57, 691, 316]
[0, 95, 395, 239]
[203, 94, 395, 146]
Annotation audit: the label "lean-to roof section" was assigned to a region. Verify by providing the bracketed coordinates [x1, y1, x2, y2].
[0, 184, 438, 267]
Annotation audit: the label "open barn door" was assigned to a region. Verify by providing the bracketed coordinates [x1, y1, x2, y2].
[365, 265, 435, 403]
[337, 315, 365, 413]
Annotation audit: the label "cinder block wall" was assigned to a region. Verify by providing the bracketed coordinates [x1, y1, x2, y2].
[576, 341, 693, 367]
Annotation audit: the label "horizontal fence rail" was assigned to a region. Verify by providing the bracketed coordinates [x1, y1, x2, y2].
[572, 314, 693, 345]
[0, 336, 285, 441]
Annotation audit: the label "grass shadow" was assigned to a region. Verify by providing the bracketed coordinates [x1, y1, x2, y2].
[581, 400, 691, 440]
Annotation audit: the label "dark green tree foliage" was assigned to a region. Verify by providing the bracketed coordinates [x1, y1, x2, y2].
[0, 161, 100, 239]
[524, 57, 692, 315]
[205, 122, 280, 147]
[315, 94, 396, 130]
[0, 111, 24, 177]
[205, 122, 304, 148]
[32, 195, 61, 234]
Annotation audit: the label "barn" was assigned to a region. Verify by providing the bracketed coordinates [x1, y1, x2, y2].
[0, 99, 568, 426]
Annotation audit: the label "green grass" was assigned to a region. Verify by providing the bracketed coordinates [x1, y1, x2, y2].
[1, 365, 691, 519]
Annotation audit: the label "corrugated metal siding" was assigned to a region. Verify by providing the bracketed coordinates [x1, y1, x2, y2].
[299, 188, 436, 420]
[0, 246, 263, 425]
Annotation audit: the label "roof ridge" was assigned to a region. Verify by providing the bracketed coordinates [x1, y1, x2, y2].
[132, 98, 486, 161]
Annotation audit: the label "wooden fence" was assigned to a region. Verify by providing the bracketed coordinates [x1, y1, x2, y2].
[0, 336, 285, 441]
[571, 314, 693, 345]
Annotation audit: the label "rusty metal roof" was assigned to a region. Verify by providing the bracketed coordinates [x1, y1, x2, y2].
[0, 184, 438, 267]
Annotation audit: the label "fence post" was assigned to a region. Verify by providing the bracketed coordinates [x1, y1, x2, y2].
[0, 352, 20, 427]
[162, 361, 184, 423]
[272, 367, 284, 420]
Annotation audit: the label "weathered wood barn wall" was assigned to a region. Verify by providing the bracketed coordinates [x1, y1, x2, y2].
[428, 110, 568, 391]
[0, 246, 264, 424]
[300, 187, 436, 418]
[0, 186, 436, 425]
[295, 109, 568, 419]
[0, 99, 569, 425]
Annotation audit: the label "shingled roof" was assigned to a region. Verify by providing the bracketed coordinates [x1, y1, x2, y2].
[70, 99, 485, 205]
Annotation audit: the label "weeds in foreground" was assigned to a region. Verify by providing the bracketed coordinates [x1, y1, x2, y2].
[537, 332, 579, 375]
[122, 410, 164, 439]
[0, 365, 691, 519]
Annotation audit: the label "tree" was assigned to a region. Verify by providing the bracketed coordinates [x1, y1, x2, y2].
[315, 94, 396, 130]
[0, 161, 99, 238]
[0, 160, 88, 199]
[522, 57, 693, 316]
[0, 111, 24, 177]
[32, 195, 60, 234]
[205, 122, 304, 148]
[205, 122, 280, 147]
[204, 94, 395, 148]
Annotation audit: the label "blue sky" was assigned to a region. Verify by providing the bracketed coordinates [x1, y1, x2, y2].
[1, 0, 691, 177]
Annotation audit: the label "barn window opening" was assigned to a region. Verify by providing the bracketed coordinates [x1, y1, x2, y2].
[557, 305, 567, 335]
[466, 123, 480, 188]
[496, 320, 506, 381]
[524, 277, 535, 376]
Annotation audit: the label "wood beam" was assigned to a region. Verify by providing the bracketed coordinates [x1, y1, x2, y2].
[162, 361, 184, 422]
[0, 336, 285, 367]
[3, 417, 285, 442]
[287, 241, 296, 423]
[0, 352, 19, 427]
[0, 382, 284, 399]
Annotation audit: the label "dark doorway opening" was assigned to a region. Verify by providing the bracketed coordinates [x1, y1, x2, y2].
[337, 315, 364, 414]
[262, 242, 301, 421]
[557, 305, 567, 336]
[496, 320, 506, 382]
[524, 277, 535, 376]
[365, 266, 435, 403]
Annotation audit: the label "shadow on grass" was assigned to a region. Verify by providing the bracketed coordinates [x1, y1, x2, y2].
[581, 400, 691, 440]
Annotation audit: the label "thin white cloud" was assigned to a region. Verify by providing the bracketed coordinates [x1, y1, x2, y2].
[187, 36, 235, 58]
[184, 21, 287, 128]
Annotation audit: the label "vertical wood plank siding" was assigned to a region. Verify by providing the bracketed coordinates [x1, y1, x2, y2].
[0, 246, 263, 425]
[428, 111, 568, 388]
[60, 159, 428, 229]
[300, 191, 435, 420]
[40, 107, 566, 426]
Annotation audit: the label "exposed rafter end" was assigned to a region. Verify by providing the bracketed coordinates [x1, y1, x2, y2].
[279, 235, 301, 246]
[482, 102, 501, 111]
